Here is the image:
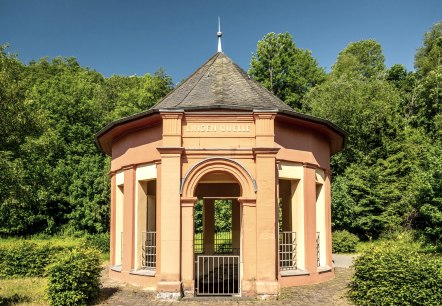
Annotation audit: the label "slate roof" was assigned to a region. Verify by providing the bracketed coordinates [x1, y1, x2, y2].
[151, 52, 293, 111]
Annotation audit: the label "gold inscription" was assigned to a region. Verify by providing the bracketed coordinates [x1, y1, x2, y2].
[186, 124, 251, 133]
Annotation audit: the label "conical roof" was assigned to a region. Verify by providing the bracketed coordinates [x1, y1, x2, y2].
[152, 52, 293, 111]
[96, 51, 346, 156]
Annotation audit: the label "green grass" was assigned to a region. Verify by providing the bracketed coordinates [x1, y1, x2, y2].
[0, 236, 83, 248]
[0, 235, 110, 261]
[355, 231, 442, 254]
[0, 277, 48, 305]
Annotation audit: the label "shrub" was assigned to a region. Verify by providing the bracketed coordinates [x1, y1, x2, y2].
[83, 232, 110, 254]
[332, 230, 359, 253]
[0, 242, 65, 278]
[349, 241, 442, 305]
[46, 247, 102, 306]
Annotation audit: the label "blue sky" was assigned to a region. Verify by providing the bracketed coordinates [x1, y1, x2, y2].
[1, 0, 441, 83]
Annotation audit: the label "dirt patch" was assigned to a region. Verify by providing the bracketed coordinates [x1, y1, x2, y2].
[97, 268, 354, 305]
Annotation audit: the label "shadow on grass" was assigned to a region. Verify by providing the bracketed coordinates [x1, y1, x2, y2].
[0, 294, 31, 306]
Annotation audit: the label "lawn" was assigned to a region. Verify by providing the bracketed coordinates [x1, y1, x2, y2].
[0, 277, 47, 305]
[0, 236, 84, 249]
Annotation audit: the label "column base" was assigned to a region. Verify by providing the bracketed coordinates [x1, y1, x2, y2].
[256, 280, 279, 298]
[181, 280, 195, 297]
[156, 281, 182, 300]
[241, 280, 256, 296]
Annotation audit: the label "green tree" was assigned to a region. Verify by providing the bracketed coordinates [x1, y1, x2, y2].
[332, 39, 386, 80]
[415, 21, 442, 77]
[103, 68, 173, 121]
[0, 48, 173, 236]
[304, 78, 402, 175]
[0, 45, 49, 235]
[410, 66, 442, 137]
[407, 141, 442, 244]
[249, 32, 326, 110]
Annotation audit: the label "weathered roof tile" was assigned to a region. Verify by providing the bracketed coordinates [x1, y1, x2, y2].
[151, 52, 293, 111]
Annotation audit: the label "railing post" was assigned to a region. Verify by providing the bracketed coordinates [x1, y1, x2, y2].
[316, 232, 320, 267]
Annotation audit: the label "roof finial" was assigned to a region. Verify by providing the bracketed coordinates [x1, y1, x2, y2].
[217, 17, 222, 53]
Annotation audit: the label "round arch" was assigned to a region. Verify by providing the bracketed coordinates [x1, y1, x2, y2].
[180, 157, 257, 200]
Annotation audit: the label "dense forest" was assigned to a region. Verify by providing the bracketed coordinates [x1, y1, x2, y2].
[0, 22, 440, 246]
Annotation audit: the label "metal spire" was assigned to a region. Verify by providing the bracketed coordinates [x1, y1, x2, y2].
[217, 17, 222, 53]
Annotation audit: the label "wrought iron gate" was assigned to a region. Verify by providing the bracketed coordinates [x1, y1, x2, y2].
[195, 255, 240, 296]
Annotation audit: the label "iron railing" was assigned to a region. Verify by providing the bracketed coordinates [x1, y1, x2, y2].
[141, 231, 156, 270]
[214, 231, 232, 254]
[316, 231, 320, 267]
[195, 255, 240, 296]
[279, 231, 297, 271]
[194, 231, 236, 254]
[194, 232, 203, 254]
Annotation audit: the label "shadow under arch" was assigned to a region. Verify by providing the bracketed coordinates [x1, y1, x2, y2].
[180, 157, 257, 200]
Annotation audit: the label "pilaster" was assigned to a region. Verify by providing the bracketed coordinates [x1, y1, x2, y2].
[122, 165, 136, 272]
[303, 163, 317, 274]
[232, 199, 241, 252]
[253, 110, 277, 147]
[181, 197, 197, 297]
[324, 170, 333, 268]
[157, 113, 184, 297]
[253, 147, 280, 297]
[155, 162, 162, 276]
[203, 199, 215, 255]
[161, 110, 184, 147]
[238, 198, 257, 296]
[109, 171, 116, 266]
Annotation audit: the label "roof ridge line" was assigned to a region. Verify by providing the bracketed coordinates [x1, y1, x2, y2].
[150, 53, 220, 110]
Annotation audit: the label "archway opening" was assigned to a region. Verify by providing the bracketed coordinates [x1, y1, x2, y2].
[192, 171, 241, 296]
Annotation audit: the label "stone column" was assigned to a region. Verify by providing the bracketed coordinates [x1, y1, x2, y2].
[303, 163, 317, 274]
[253, 110, 279, 297]
[157, 110, 184, 298]
[203, 199, 215, 255]
[122, 165, 136, 272]
[324, 170, 333, 268]
[135, 181, 148, 270]
[254, 148, 279, 297]
[109, 172, 116, 266]
[239, 198, 257, 296]
[155, 162, 162, 276]
[181, 197, 197, 296]
[232, 199, 241, 253]
[157, 147, 183, 298]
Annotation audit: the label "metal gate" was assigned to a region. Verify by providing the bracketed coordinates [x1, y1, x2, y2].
[195, 255, 240, 296]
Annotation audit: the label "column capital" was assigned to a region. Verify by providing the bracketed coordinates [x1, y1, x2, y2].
[253, 147, 280, 156]
[253, 109, 277, 119]
[159, 109, 184, 118]
[180, 197, 198, 207]
[238, 197, 256, 206]
[302, 162, 318, 169]
[121, 164, 137, 171]
[157, 147, 185, 156]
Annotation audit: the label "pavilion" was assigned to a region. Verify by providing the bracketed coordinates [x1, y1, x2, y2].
[96, 37, 345, 298]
